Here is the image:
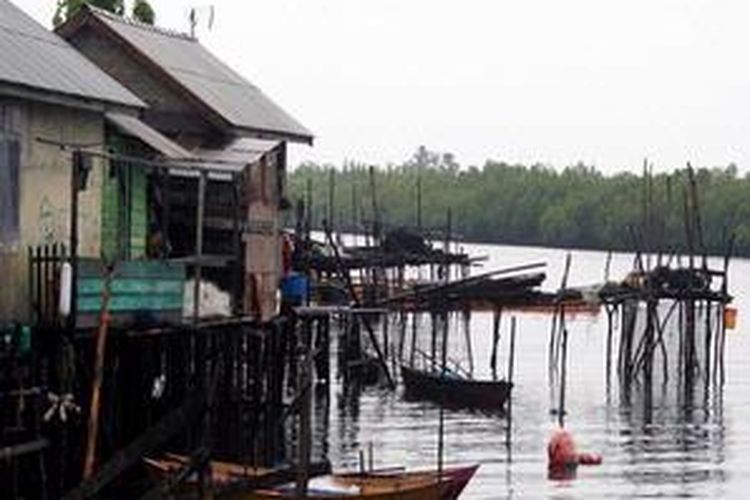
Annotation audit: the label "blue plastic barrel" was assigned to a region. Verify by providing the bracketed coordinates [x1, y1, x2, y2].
[281, 274, 309, 303]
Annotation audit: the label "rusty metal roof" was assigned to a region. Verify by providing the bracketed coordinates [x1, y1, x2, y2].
[78, 6, 312, 144]
[0, 0, 144, 109]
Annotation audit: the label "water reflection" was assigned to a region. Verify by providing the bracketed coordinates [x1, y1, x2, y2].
[320, 244, 747, 498]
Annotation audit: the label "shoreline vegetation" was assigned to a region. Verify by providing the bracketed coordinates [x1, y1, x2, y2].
[287, 147, 746, 258]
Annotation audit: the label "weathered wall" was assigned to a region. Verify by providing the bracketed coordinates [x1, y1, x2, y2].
[0, 99, 106, 324]
[244, 152, 282, 322]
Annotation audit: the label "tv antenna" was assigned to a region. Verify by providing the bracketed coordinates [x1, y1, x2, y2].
[189, 5, 215, 38]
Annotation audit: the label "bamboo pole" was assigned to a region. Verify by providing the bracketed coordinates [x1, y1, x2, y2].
[83, 266, 114, 480]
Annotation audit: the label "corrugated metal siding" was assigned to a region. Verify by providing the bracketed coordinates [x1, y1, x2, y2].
[89, 9, 312, 141]
[0, 0, 143, 108]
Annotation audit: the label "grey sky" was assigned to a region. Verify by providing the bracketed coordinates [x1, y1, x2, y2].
[12, 0, 750, 171]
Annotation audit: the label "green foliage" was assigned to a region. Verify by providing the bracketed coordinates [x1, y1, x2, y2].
[53, 0, 154, 27]
[132, 0, 155, 25]
[287, 149, 748, 257]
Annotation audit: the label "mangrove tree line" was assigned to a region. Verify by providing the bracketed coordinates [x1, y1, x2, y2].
[287, 148, 747, 257]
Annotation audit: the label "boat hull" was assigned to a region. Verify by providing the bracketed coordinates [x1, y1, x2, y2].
[401, 365, 512, 411]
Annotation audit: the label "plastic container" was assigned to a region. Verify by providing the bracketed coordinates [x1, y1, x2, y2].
[281, 274, 309, 304]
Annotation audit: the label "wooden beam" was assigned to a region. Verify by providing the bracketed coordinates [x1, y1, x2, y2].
[64, 390, 206, 500]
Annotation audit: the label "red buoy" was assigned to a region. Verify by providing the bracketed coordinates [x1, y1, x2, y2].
[548, 429, 578, 468]
[548, 429, 603, 477]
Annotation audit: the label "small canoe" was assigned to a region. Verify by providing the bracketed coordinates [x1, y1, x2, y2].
[401, 364, 512, 411]
[249, 464, 478, 499]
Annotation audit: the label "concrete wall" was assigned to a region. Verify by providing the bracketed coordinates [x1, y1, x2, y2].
[0, 98, 106, 324]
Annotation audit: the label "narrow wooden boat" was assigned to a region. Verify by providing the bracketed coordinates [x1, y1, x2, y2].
[249, 464, 478, 499]
[143, 454, 330, 497]
[336, 464, 479, 500]
[145, 455, 477, 499]
[401, 364, 512, 411]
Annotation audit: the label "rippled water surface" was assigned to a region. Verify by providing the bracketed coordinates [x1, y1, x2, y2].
[322, 244, 750, 498]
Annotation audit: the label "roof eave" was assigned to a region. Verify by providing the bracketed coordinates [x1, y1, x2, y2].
[0, 79, 143, 114]
[232, 125, 314, 146]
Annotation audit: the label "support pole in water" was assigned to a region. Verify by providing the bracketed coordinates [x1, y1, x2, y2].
[506, 316, 517, 447]
[490, 308, 502, 380]
[437, 309, 448, 480]
[558, 328, 568, 428]
[605, 303, 615, 390]
[463, 308, 474, 376]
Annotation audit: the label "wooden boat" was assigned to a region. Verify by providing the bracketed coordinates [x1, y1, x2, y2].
[145, 454, 477, 499]
[337, 464, 479, 500]
[249, 463, 478, 499]
[401, 364, 512, 411]
[143, 453, 330, 497]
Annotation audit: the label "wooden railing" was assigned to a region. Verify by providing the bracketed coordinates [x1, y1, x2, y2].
[27, 244, 68, 328]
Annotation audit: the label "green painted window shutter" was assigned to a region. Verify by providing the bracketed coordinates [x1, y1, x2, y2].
[101, 164, 121, 261]
[130, 167, 147, 259]
[100, 163, 147, 261]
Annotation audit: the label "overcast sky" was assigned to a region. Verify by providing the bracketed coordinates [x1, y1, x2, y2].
[12, 0, 750, 172]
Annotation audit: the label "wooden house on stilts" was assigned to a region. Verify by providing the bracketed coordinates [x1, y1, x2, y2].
[0, 1, 317, 497]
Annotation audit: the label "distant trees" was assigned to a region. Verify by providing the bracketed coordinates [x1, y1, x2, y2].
[287, 148, 747, 257]
[53, 0, 155, 26]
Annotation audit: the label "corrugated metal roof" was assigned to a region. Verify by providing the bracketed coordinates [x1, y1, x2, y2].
[105, 112, 192, 159]
[84, 7, 313, 144]
[0, 0, 144, 108]
[171, 137, 280, 181]
[193, 137, 280, 169]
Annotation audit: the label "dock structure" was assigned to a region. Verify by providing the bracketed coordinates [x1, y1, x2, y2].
[547, 163, 735, 420]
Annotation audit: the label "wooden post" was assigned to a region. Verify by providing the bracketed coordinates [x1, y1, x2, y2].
[463, 309, 474, 376]
[558, 328, 568, 428]
[323, 222, 395, 388]
[606, 304, 615, 389]
[296, 319, 313, 497]
[437, 310, 448, 479]
[398, 311, 407, 362]
[68, 151, 83, 330]
[490, 308, 501, 380]
[410, 312, 418, 367]
[231, 174, 242, 315]
[506, 316, 517, 445]
[193, 171, 207, 322]
[383, 313, 389, 360]
[83, 266, 114, 480]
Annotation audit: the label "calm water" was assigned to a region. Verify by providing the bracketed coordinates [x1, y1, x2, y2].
[322, 243, 750, 499]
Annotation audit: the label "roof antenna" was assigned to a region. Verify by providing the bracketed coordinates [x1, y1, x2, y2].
[189, 5, 215, 38]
